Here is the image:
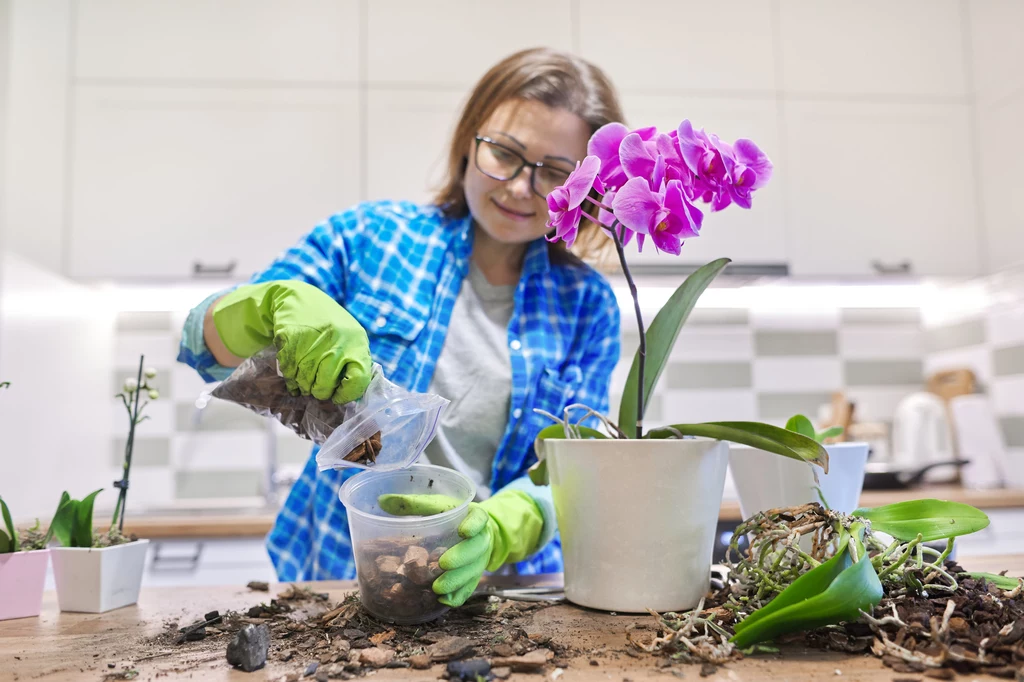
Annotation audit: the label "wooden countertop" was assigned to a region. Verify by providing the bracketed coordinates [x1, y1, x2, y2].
[4, 555, 1021, 682]
[116, 486, 1024, 538]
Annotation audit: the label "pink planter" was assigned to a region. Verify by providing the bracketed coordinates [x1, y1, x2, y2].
[0, 549, 50, 620]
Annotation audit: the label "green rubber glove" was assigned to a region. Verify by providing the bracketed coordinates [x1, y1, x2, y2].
[378, 490, 545, 607]
[212, 280, 372, 404]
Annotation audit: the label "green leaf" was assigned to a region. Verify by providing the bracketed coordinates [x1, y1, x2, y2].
[646, 421, 829, 473]
[618, 258, 730, 438]
[966, 572, 1022, 590]
[730, 553, 883, 648]
[72, 489, 102, 548]
[49, 493, 76, 547]
[734, 535, 852, 635]
[785, 415, 817, 441]
[0, 497, 18, 553]
[856, 499, 990, 541]
[817, 426, 844, 442]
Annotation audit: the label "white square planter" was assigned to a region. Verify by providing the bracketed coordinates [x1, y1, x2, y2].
[50, 539, 150, 613]
[729, 442, 870, 519]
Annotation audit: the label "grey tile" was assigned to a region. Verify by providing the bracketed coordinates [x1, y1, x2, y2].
[757, 392, 834, 420]
[116, 311, 172, 332]
[685, 309, 750, 326]
[844, 360, 924, 386]
[112, 437, 171, 468]
[277, 435, 315, 465]
[666, 362, 752, 389]
[175, 470, 263, 499]
[925, 318, 986, 352]
[840, 308, 921, 325]
[176, 400, 266, 432]
[1002, 417, 1024, 448]
[754, 331, 837, 357]
[994, 345, 1024, 377]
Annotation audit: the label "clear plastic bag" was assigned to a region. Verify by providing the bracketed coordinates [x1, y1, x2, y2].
[210, 347, 448, 472]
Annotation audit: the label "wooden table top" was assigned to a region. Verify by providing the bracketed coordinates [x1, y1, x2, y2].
[3, 555, 1022, 681]
[112, 485, 1024, 538]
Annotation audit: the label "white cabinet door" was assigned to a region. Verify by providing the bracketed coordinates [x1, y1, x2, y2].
[579, 0, 776, 94]
[366, 90, 466, 204]
[68, 87, 361, 279]
[784, 101, 980, 277]
[75, 0, 358, 83]
[365, 0, 573, 87]
[617, 94, 787, 270]
[778, 0, 966, 97]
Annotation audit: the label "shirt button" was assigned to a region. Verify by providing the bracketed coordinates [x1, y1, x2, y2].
[375, 316, 387, 328]
[509, 339, 522, 351]
[513, 408, 522, 419]
[566, 390, 575, 399]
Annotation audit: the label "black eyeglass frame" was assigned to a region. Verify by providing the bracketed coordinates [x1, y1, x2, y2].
[473, 135, 573, 199]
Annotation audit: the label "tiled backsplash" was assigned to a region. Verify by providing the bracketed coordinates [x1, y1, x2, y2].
[103, 278, 1024, 508]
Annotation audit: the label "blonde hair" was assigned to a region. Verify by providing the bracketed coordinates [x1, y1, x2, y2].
[433, 48, 624, 269]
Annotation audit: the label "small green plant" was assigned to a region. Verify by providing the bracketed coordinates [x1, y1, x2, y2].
[785, 414, 843, 444]
[49, 490, 103, 548]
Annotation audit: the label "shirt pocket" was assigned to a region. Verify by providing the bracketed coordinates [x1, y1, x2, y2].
[346, 290, 427, 342]
[529, 364, 584, 428]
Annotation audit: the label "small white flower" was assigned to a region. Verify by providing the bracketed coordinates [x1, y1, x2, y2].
[123, 378, 138, 392]
[144, 367, 157, 379]
[148, 389, 159, 400]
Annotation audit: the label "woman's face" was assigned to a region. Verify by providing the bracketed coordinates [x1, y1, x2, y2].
[463, 99, 591, 246]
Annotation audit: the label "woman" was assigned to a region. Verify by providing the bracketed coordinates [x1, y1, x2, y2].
[178, 48, 623, 605]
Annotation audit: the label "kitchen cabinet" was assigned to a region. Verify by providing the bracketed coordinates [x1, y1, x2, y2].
[67, 86, 361, 280]
[783, 101, 980, 277]
[777, 0, 966, 97]
[74, 0, 358, 83]
[579, 0, 777, 94]
[366, 0, 573, 87]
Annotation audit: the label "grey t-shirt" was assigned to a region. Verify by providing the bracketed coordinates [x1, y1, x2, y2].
[422, 262, 515, 500]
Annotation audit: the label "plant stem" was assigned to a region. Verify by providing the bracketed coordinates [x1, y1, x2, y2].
[113, 355, 144, 532]
[610, 222, 645, 439]
[878, 534, 923, 580]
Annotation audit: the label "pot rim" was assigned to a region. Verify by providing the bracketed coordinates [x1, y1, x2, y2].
[0, 548, 50, 557]
[49, 538, 149, 553]
[730, 440, 869, 452]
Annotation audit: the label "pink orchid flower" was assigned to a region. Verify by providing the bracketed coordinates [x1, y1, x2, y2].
[611, 176, 703, 255]
[545, 155, 600, 247]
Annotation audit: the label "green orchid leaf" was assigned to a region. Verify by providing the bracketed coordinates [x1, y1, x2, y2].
[785, 414, 817, 441]
[647, 421, 829, 473]
[735, 535, 852, 635]
[817, 426, 844, 442]
[0, 497, 18, 553]
[618, 258, 730, 438]
[730, 553, 883, 648]
[966, 572, 1022, 590]
[49, 493, 76, 547]
[856, 499, 990, 541]
[530, 424, 607, 485]
[72, 489, 103, 548]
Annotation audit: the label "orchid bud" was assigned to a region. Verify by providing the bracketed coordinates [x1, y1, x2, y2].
[124, 378, 138, 392]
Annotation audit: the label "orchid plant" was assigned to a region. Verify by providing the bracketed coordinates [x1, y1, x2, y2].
[531, 119, 827, 482]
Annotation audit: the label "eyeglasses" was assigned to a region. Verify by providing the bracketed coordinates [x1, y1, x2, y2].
[473, 135, 573, 199]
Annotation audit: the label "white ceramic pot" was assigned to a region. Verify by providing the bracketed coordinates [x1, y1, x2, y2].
[0, 549, 50, 620]
[729, 442, 870, 520]
[50, 539, 149, 613]
[537, 437, 729, 613]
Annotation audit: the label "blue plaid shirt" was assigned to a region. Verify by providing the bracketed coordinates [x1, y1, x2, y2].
[178, 201, 620, 580]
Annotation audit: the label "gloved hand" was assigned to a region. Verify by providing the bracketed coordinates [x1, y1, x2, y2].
[212, 280, 372, 404]
[378, 490, 545, 607]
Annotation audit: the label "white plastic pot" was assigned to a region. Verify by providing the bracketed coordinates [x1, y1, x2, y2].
[0, 549, 50, 620]
[50, 539, 150, 613]
[729, 442, 871, 519]
[536, 437, 729, 613]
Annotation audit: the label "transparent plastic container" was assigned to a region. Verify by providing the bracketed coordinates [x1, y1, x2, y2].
[339, 464, 475, 624]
